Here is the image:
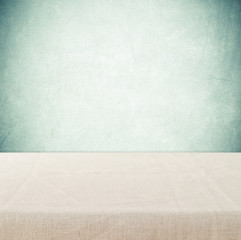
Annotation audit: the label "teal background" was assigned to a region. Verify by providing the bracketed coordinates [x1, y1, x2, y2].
[0, 0, 241, 151]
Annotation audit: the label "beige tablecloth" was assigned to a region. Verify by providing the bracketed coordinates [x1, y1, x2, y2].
[0, 153, 240, 239]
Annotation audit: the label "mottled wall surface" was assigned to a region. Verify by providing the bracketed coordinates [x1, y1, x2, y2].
[0, 0, 240, 151]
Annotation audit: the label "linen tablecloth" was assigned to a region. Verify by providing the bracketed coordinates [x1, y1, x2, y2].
[0, 153, 240, 239]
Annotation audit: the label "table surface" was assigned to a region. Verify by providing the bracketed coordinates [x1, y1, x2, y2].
[0, 153, 241, 240]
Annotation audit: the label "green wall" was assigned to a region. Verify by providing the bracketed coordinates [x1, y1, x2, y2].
[0, 0, 241, 151]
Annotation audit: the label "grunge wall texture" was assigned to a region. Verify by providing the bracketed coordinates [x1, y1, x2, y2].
[0, 0, 241, 151]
